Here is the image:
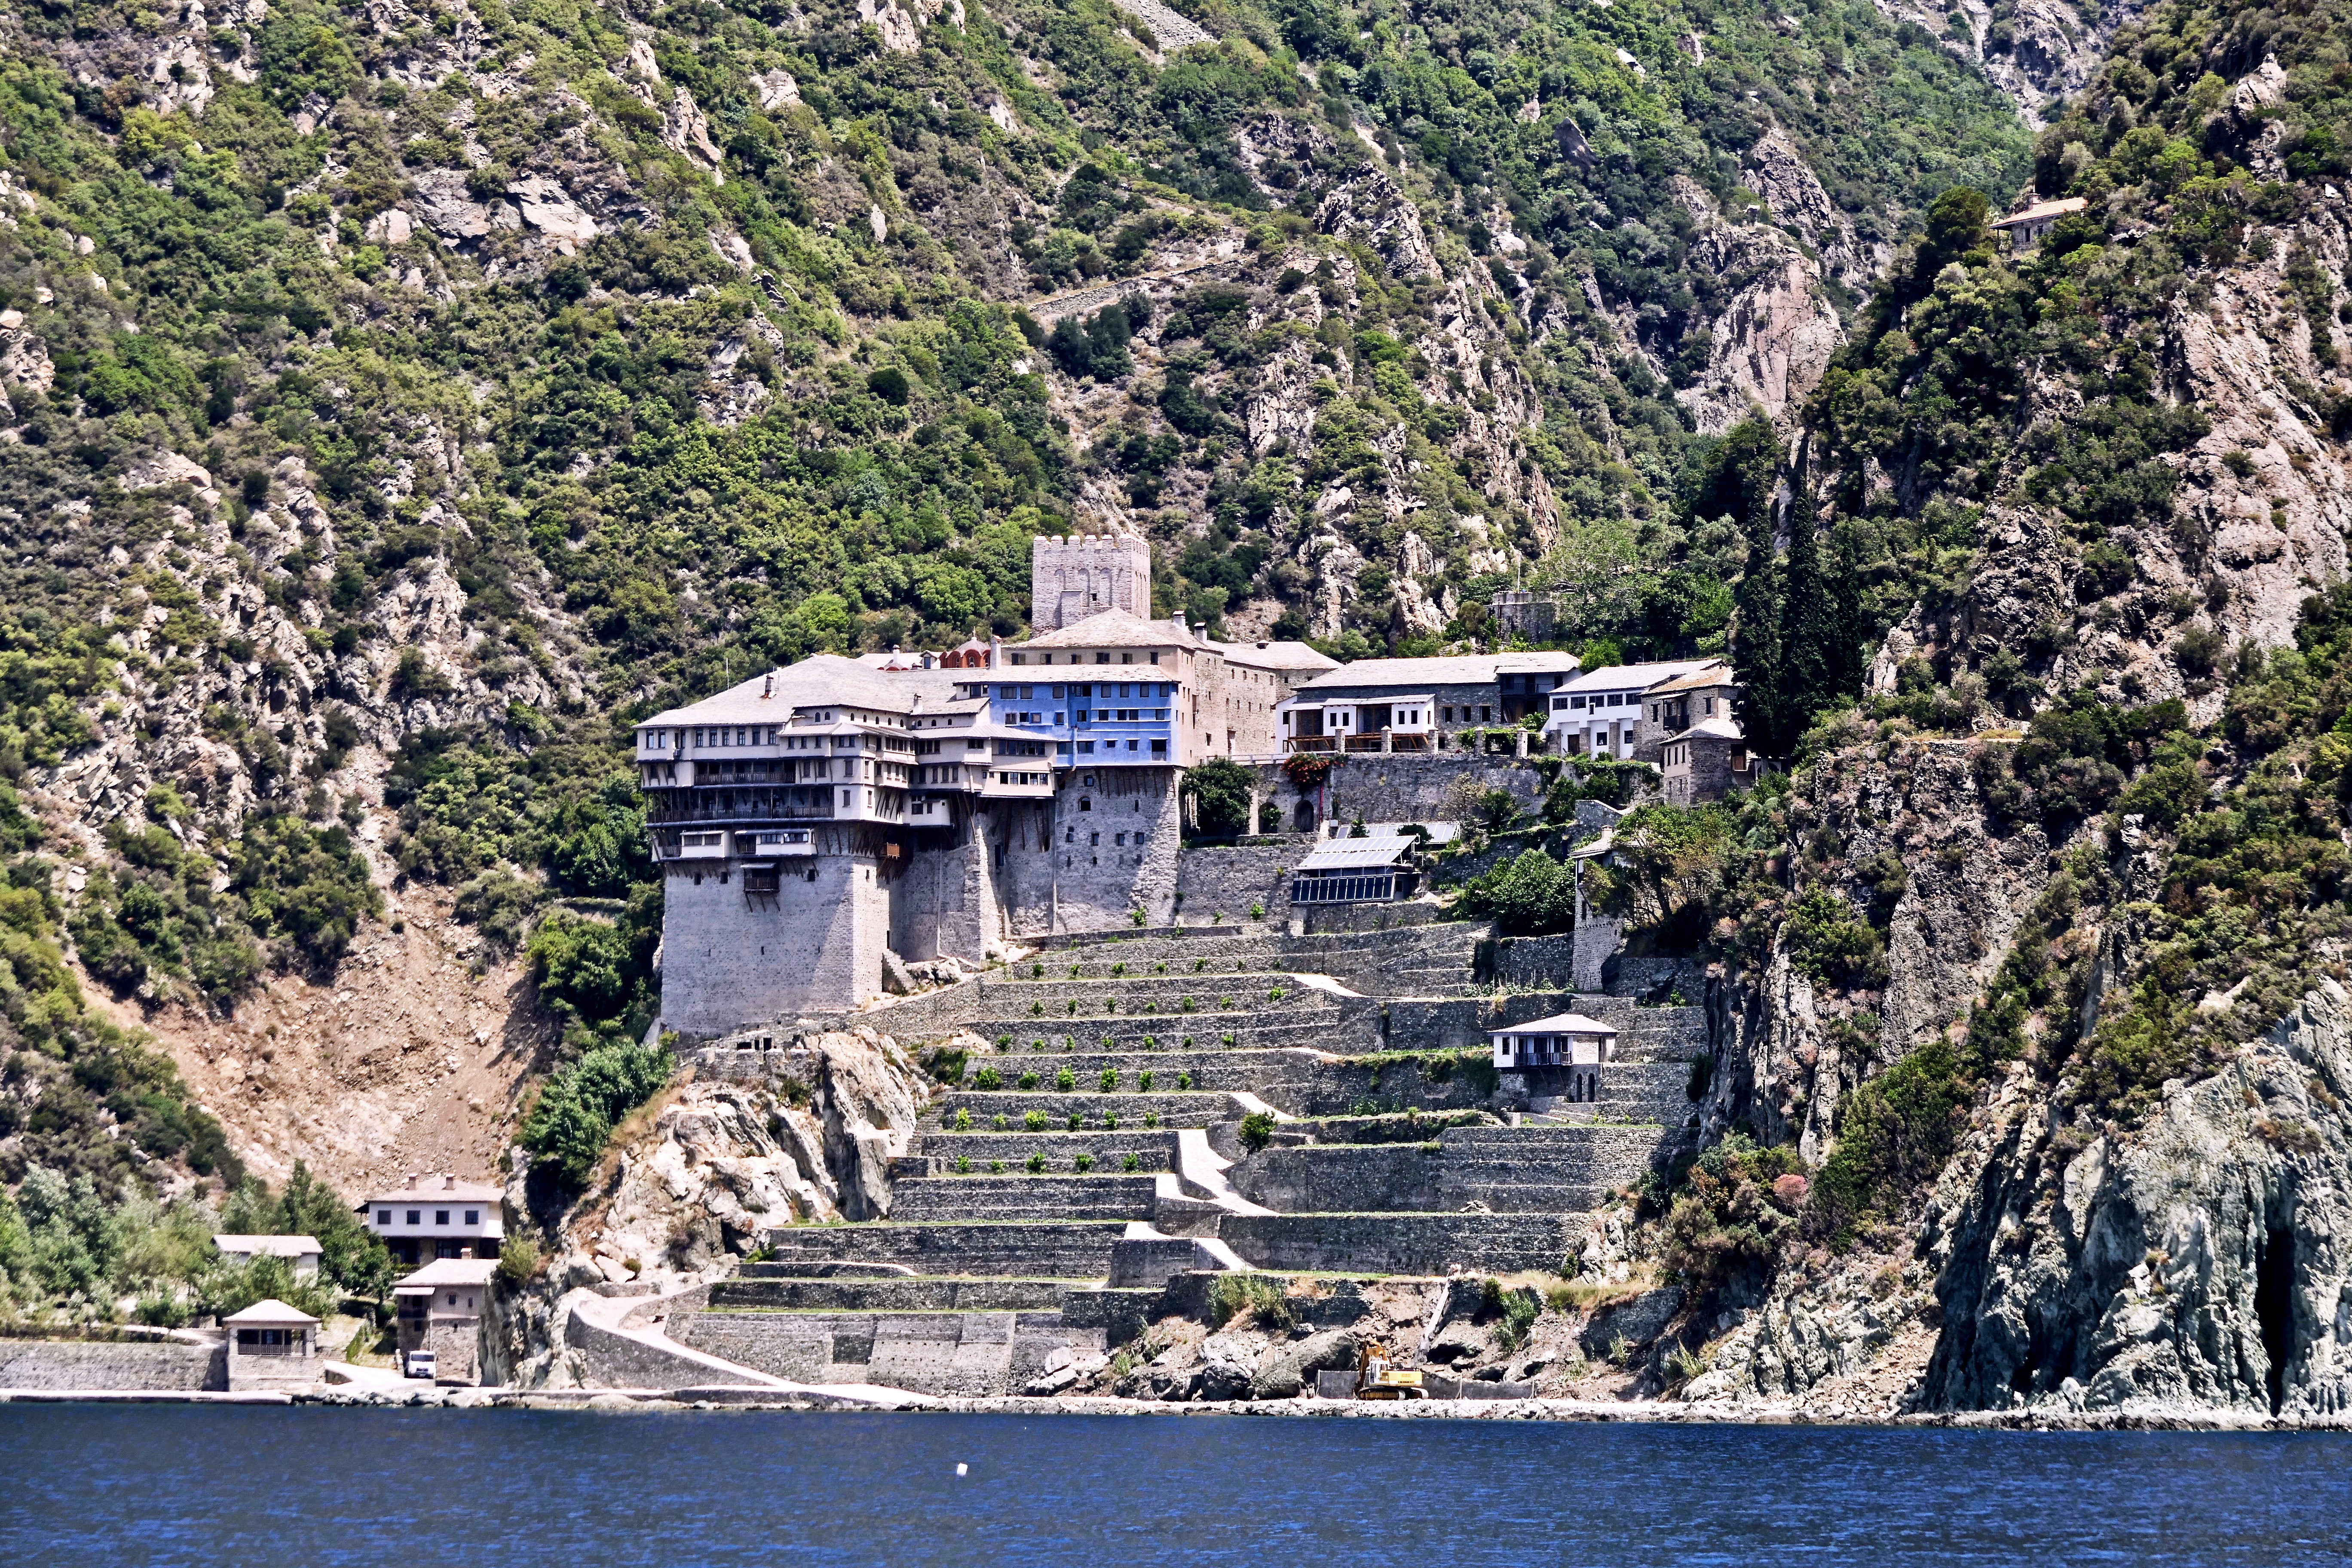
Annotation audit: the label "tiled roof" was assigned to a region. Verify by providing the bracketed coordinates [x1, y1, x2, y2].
[358, 1176, 505, 1208]
[1559, 658, 1721, 695]
[1992, 196, 2088, 227]
[222, 1297, 319, 1326]
[639, 656, 964, 727]
[1667, 715, 1746, 742]
[1293, 654, 1506, 692]
[1488, 1011, 1620, 1036]
[1217, 639, 1340, 673]
[399, 1259, 502, 1288]
[1648, 662, 1737, 695]
[213, 1234, 322, 1257]
[1008, 609, 1198, 651]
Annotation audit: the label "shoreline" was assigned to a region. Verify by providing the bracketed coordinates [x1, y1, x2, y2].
[7, 1384, 2350, 1433]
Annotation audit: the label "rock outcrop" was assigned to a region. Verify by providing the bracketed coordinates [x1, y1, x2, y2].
[1920, 982, 2352, 1417]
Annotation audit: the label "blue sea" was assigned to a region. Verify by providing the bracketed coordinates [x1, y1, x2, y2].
[3, 1405, 2345, 1566]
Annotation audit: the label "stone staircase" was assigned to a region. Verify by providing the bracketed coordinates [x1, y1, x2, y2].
[672, 923, 1712, 1398]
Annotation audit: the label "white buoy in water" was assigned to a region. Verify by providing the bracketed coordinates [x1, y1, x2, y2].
[956, 1463, 968, 1477]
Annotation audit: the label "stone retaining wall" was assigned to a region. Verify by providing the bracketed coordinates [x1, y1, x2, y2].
[1215, 1212, 1580, 1274]
[1172, 844, 1297, 926]
[0, 1338, 224, 1391]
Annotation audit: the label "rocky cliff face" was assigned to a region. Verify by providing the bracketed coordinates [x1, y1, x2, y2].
[1920, 981, 2352, 1417]
[491, 1027, 930, 1386]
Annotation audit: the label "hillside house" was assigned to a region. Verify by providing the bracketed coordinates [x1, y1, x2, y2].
[1661, 715, 1764, 805]
[1546, 659, 1729, 761]
[1488, 1012, 1619, 1103]
[360, 1175, 505, 1268]
[212, 1234, 323, 1280]
[1991, 196, 2088, 247]
[393, 1257, 499, 1384]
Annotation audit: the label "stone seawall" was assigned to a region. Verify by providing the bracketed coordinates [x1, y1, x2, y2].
[677, 1308, 1081, 1396]
[0, 1338, 224, 1391]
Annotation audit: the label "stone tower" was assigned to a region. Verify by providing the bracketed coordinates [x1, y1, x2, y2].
[1031, 531, 1152, 631]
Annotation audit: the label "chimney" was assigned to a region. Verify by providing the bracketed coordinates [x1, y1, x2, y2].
[990, 634, 1004, 669]
[443, 1175, 456, 1191]
[403, 1174, 417, 1191]
[761, 672, 774, 698]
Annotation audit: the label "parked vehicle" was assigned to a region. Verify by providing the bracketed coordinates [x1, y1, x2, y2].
[404, 1350, 438, 1381]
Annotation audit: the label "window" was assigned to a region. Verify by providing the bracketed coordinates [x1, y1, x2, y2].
[1078, 740, 1095, 753]
[406, 1210, 421, 1225]
[1090, 832, 1101, 846]
[1052, 685, 1066, 698]
[1115, 832, 1127, 846]
[377, 1209, 391, 1225]
[1481, 707, 1493, 722]
[436, 1210, 450, 1225]
[1078, 796, 1092, 811]
[465, 1210, 479, 1225]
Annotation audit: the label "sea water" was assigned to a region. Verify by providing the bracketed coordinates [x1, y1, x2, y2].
[3, 1404, 2346, 1566]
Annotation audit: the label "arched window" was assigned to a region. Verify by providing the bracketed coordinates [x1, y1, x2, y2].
[1078, 797, 1092, 812]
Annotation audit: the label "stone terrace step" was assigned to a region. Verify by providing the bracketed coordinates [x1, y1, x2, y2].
[924, 1090, 1239, 1131]
[957, 1047, 1320, 1092]
[759, 1220, 1126, 1278]
[1535, 1062, 1695, 1123]
[707, 1276, 1076, 1312]
[888, 1173, 1161, 1222]
[958, 1015, 1375, 1055]
[906, 1128, 1181, 1171]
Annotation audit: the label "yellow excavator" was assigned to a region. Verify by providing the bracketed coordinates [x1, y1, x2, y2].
[1354, 1340, 1429, 1400]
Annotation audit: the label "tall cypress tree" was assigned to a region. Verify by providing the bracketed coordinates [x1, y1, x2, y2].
[1734, 532, 1789, 757]
[1779, 511, 1839, 727]
[1828, 528, 1867, 700]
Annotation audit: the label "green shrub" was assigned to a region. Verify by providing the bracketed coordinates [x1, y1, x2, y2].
[954, 1155, 972, 1174]
[1122, 1152, 1141, 1172]
[1099, 1068, 1119, 1092]
[1024, 1110, 1049, 1132]
[1783, 888, 1890, 991]
[1144, 1112, 1160, 1128]
[1074, 1153, 1096, 1173]
[1808, 1044, 1966, 1246]
[1139, 1069, 1155, 1091]
[973, 1066, 1004, 1091]
[952, 1108, 972, 1131]
[1464, 847, 1577, 936]
[1017, 1071, 1041, 1090]
[1210, 1273, 1292, 1329]
[1025, 1150, 1047, 1174]
[1056, 1067, 1077, 1092]
[518, 1039, 675, 1186]
[498, 1236, 541, 1286]
[1239, 1111, 1276, 1152]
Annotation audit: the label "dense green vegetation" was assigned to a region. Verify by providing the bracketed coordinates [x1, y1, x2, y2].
[518, 1037, 677, 1185]
[0, 1159, 388, 1324]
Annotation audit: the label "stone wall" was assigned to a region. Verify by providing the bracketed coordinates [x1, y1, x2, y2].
[0, 1337, 224, 1390]
[1215, 1212, 1580, 1273]
[677, 1308, 1080, 1396]
[1231, 1143, 1442, 1213]
[994, 767, 1182, 935]
[1172, 842, 1299, 926]
[658, 832, 891, 1038]
[1244, 755, 1549, 835]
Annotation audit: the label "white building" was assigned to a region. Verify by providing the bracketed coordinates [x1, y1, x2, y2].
[1488, 1011, 1619, 1103]
[222, 1298, 322, 1391]
[359, 1175, 505, 1268]
[1544, 659, 1729, 760]
[393, 1257, 501, 1384]
[213, 1234, 323, 1280]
